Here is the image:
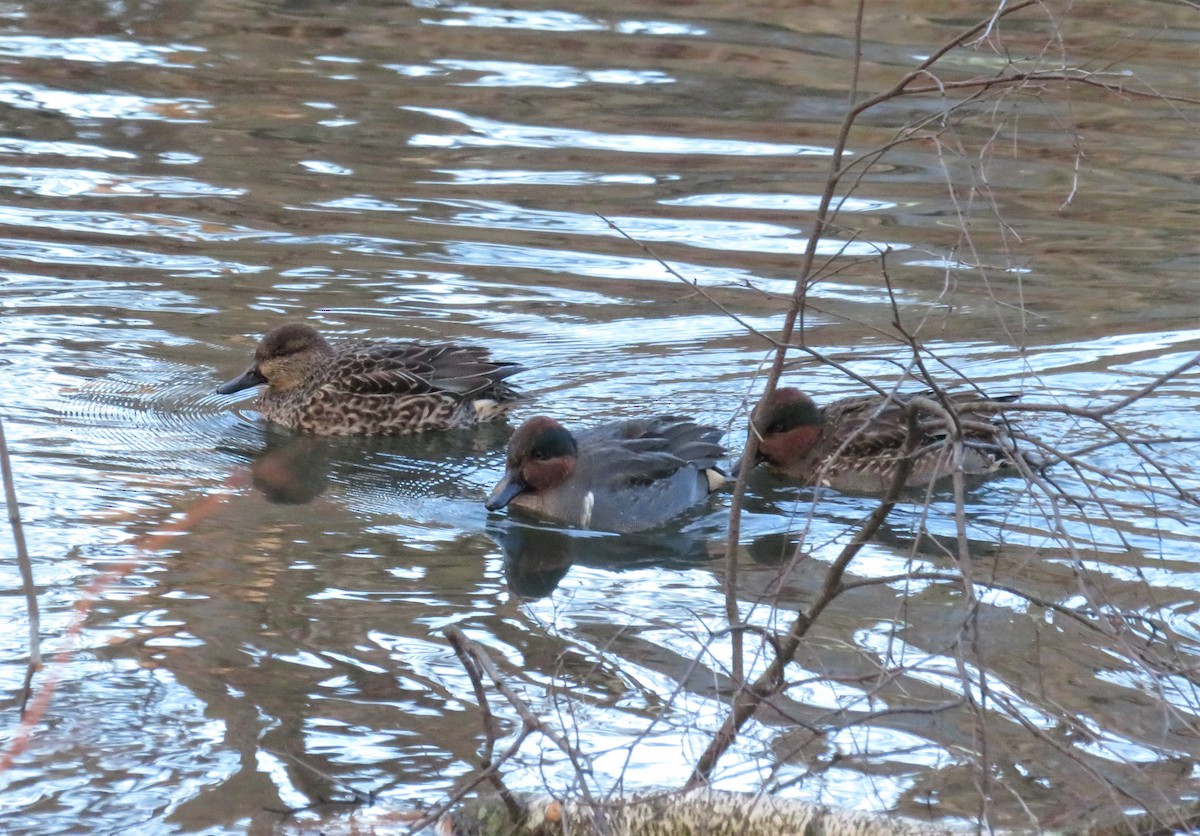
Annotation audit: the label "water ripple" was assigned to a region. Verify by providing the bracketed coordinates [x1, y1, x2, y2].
[0, 82, 208, 121]
[0, 35, 203, 66]
[0, 205, 270, 243]
[0, 237, 263, 276]
[0, 137, 136, 160]
[664, 193, 898, 213]
[68, 372, 235, 459]
[406, 197, 902, 257]
[405, 239, 911, 303]
[0, 165, 243, 198]
[0, 271, 212, 314]
[422, 5, 707, 37]
[428, 168, 666, 186]
[387, 59, 673, 88]
[407, 107, 832, 156]
[425, 239, 771, 286]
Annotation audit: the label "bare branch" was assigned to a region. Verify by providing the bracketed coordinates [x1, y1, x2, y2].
[444, 626, 596, 806]
[0, 418, 40, 705]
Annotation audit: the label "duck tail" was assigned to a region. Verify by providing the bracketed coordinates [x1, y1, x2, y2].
[703, 466, 727, 493]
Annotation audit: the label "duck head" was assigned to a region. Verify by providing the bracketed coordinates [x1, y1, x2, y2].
[216, 323, 334, 395]
[751, 387, 823, 468]
[486, 416, 578, 510]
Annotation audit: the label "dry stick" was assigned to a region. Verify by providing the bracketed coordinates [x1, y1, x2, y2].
[408, 628, 566, 832]
[881, 257, 999, 818]
[598, 216, 784, 351]
[266, 753, 377, 815]
[901, 68, 1200, 105]
[936, 352, 1200, 421]
[843, 569, 1200, 810]
[983, 686, 1178, 830]
[680, 0, 1146, 794]
[444, 626, 596, 808]
[407, 731, 531, 834]
[597, 217, 763, 683]
[1053, 434, 1200, 461]
[0, 418, 41, 717]
[709, 0, 874, 719]
[1018, 431, 1198, 508]
[883, 255, 1003, 815]
[446, 627, 523, 823]
[685, 406, 921, 789]
[421, 733, 532, 831]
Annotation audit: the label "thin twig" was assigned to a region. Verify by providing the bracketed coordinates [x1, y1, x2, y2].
[0, 418, 41, 712]
[685, 403, 921, 787]
[447, 627, 523, 822]
[445, 626, 595, 806]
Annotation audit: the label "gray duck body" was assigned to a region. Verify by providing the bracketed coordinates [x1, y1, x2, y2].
[486, 415, 726, 534]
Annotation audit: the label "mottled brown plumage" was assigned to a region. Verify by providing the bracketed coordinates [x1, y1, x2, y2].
[750, 387, 1019, 492]
[216, 323, 522, 435]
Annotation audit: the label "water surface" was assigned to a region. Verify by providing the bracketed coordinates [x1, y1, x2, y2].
[1, 1, 1199, 833]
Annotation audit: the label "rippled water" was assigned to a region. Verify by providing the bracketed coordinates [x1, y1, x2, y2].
[1, 1, 1199, 833]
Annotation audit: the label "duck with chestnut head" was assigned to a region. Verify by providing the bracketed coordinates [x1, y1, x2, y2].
[748, 386, 1020, 493]
[485, 415, 726, 533]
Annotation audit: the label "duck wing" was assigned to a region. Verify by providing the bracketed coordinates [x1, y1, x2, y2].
[827, 391, 1018, 458]
[323, 342, 522, 398]
[580, 416, 726, 487]
[822, 395, 912, 456]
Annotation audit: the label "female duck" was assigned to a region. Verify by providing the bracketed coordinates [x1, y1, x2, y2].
[749, 387, 1019, 492]
[216, 323, 522, 435]
[485, 415, 726, 533]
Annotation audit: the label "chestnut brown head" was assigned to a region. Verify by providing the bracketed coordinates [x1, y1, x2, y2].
[485, 416, 577, 510]
[751, 387, 823, 467]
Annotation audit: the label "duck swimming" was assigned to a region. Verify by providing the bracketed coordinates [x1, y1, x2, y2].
[748, 387, 1020, 492]
[216, 323, 522, 435]
[485, 415, 726, 533]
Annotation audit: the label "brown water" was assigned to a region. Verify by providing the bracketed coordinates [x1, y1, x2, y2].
[1, 1, 1199, 832]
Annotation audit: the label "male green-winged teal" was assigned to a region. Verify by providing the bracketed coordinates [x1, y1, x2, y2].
[216, 323, 522, 435]
[485, 415, 726, 533]
[748, 387, 1019, 492]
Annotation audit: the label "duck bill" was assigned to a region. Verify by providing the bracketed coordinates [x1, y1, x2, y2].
[216, 366, 267, 395]
[485, 471, 527, 511]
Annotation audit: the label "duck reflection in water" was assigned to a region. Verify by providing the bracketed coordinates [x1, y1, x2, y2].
[221, 421, 514, 506]
[490, 518, 720, 599]
[247, 431, 334, 504]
